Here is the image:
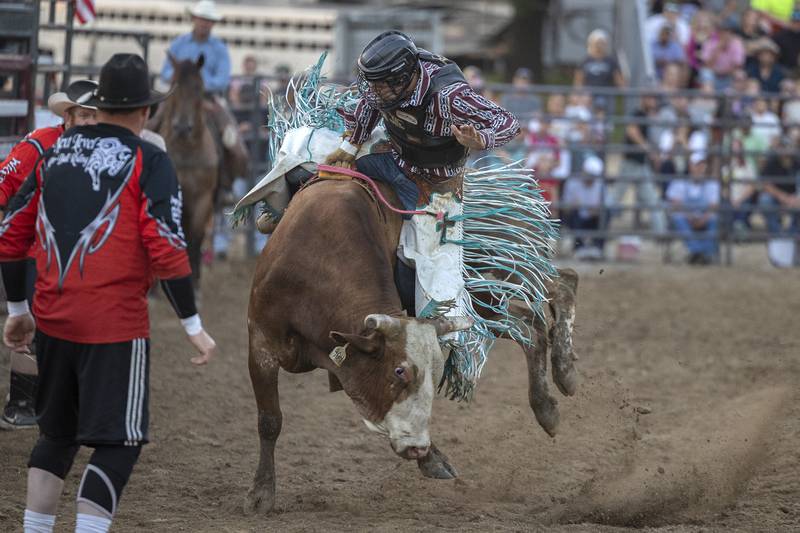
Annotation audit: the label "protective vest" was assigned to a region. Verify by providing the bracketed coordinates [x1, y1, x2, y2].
[381, 54, 469, 169]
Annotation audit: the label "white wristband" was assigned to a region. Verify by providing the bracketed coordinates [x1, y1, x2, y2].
[339, 139, 359, 156]
[7, 300, 29, 317]
[181, 314, 203, 336]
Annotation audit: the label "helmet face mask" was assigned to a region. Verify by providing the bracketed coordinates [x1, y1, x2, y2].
[357, 30, 420, 110]
[357, 67, 417, 110]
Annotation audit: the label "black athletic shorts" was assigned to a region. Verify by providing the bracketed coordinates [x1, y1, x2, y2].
[35, 331, 150, 446]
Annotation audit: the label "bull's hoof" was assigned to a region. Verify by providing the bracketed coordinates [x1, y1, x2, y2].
[417, 445, 458, 479]
[531, 395, 560, 437]
[552, 360, 578, 397]
[243, 486, 275, 515]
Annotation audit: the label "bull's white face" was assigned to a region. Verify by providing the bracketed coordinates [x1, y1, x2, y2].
[363, 321, 444, 459]
[332, 315, 469, 461]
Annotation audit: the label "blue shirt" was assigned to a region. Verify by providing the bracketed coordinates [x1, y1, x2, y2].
[651, 40, 686, 78]
[160, 33, 231, 94]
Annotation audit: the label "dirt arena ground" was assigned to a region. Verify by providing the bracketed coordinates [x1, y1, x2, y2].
[1, 249, 799, 532]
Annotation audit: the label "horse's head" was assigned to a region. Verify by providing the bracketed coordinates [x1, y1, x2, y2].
[166, 53, 206, 139]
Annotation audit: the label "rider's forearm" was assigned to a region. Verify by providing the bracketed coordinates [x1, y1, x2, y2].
[345, 100, 381, 145]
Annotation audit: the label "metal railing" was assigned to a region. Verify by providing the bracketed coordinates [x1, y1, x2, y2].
[474, 82, 800, 265]
[222, 78, 800, 262]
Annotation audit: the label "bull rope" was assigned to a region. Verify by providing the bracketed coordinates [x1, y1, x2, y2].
[232, 53, 559, 401]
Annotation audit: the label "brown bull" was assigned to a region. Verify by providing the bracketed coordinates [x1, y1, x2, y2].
[245, 178, 578, 514]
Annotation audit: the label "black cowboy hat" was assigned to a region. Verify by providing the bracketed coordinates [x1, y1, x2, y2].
[85, 53, 170, 109]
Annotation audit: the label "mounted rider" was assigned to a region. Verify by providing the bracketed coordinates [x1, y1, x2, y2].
[155, 0, 249, 191]
[324, 31, 520, 318]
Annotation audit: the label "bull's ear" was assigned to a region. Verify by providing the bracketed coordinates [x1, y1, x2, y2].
[329, 331, 383, 355]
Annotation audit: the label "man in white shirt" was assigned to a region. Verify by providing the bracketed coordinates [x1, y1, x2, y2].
[666, 152, 720, 264]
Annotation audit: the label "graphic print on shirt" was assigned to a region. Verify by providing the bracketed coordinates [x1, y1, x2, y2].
[38, 135, 136, 289]
[48, 134, 133, 192]
[0, 157, 21, 184]
[150, 188, 187, 250]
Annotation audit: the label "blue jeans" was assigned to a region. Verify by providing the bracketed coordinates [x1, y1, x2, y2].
[671, 213, 718, 259]
[356, 153, 420, 219]
[356, 153, 419, 314]
[758, 193, 799, 235]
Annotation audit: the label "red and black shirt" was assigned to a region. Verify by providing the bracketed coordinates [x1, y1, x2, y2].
[0, 123, 191, 343]
[0, 125, 64, 208]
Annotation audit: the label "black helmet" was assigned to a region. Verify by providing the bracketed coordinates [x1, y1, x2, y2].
[357, 31, 419, 110]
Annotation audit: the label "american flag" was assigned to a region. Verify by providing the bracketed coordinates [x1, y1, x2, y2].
[73, 0, 96, 25]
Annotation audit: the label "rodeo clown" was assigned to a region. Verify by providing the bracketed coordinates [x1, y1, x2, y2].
[0, 54, 216, 533]
[324, 30, 520, 318]
[0, 80, 98, 430]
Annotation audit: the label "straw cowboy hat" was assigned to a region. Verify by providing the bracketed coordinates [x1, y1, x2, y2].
[46, 79, 97, 118]
[84, 53, 170, 110]
[752, 38, 780, 55]
[187, 0, 223, 22]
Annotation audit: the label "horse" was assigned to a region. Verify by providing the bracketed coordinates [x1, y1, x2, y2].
[151, 55, 218, 289]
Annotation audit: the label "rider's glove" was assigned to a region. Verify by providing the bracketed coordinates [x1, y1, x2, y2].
[324, 140, 360, 169]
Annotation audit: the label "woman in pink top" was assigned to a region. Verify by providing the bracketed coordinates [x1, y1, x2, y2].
[700, 19, 745, 90]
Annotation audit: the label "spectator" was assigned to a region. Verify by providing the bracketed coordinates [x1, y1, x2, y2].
[773, 8, 800, 73]
[686, 9, 716, 85]
[652, 24, 688, 80]
[563, 95, 594, 178]
[700, 18, 746, 90]
[757, 138, 800, 235]
[563, 155, 606, 260]
[724, 68, 752, 119]
[718, 0, 746, 27]
[545, 93, 571, 142]
[500, 67, 541, 121]
[781, 79, 800, 125]
[736, 116, 771, 177]
[738, 8, 768, 70]
[750, 95, 782, 146]
[526, 117, 563, 205]
[688, 74, 719, 126]
[726, 134, 760, 230]
[647, 2, 692, 47]
[463, 66, 486, 95]
[655, 94, 692, 173]
[573, 29, 625, 113]
[666, 152, 720, 264]
[607, 92, 667, 235]
[661, 61, 689, 91]
[263, 64, 295, 111]
[746, 38, 785, 93]
[228, 54, 268, 110]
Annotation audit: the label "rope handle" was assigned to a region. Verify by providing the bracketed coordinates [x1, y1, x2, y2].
[317, 164, 439, 217]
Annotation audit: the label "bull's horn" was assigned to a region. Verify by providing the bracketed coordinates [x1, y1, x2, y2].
[364, 314, 402, 336]
[433, 316, 474, 336]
